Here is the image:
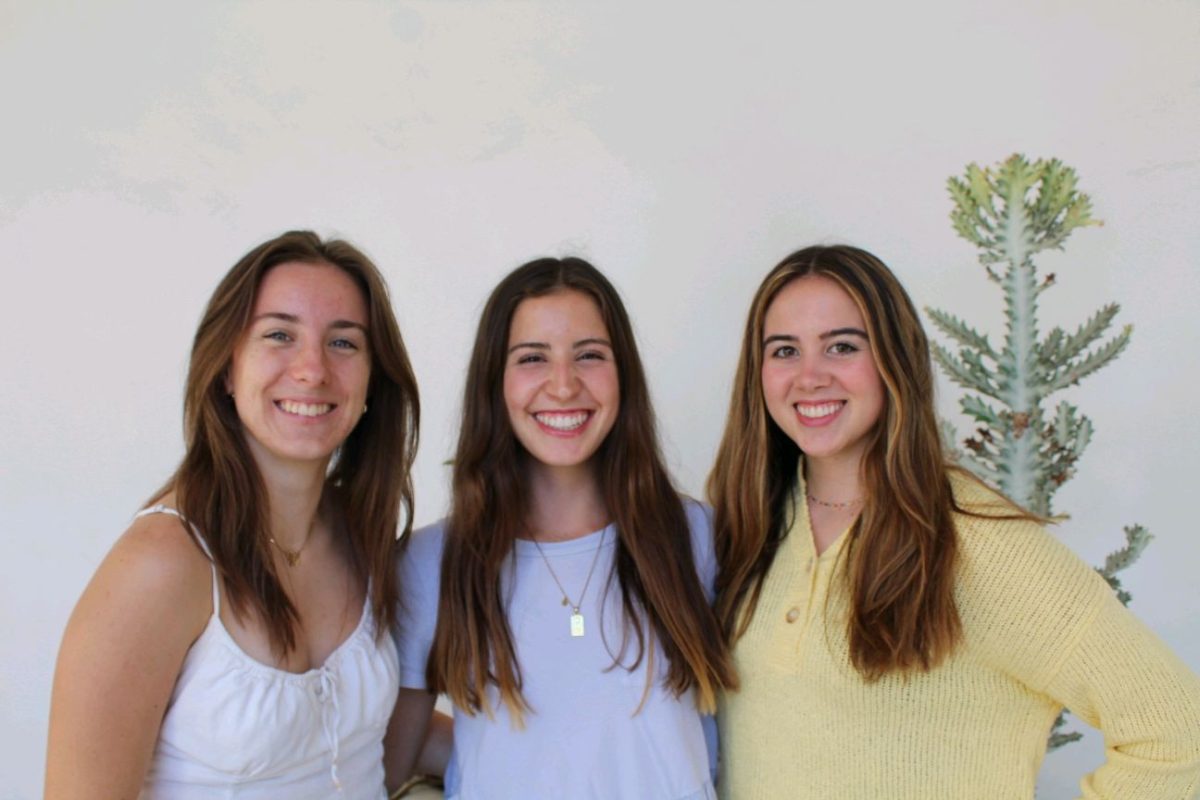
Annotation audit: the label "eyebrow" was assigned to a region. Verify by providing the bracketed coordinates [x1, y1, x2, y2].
[762, 328, 868, 349]
[252, 312, 368, 333]
[507, 337, 613, 354]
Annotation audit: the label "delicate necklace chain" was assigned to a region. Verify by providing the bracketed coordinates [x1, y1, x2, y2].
[806, 493, 864, 510]
[531, 528, 608, 638]
[269, 517, 318, 567]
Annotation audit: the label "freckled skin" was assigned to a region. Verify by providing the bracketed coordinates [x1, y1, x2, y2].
[227, 262, 371, 472]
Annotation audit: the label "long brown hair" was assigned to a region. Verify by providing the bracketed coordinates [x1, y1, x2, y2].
[428, 257, 736, 718]
[152, 230, 419, 655]
[709, 244, 969, 680]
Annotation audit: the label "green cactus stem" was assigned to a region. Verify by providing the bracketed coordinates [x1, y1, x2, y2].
[928, 154, 1152, 751]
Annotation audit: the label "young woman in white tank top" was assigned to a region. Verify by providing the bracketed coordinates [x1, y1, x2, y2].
[46, 231, 434, 798]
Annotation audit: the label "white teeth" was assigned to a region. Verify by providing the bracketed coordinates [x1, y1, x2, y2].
[278, 400, 334, 417]
[796, 401, 843, 418]
[535, 411, 589, 431]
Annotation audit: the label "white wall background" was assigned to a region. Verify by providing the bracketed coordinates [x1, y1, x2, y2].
[1, 2, 1197, 797]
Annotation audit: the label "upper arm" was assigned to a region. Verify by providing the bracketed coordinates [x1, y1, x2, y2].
[394, 522, 445, 689]
[684, 500, 718, 602]
[45, 516, 212, 799]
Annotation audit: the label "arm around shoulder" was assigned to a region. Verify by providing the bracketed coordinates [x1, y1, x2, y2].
[45, 514, 213, 799]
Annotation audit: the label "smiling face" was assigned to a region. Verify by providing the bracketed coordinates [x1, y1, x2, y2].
[503, 289, 620, 474]
[226, 261, 371, 473]
[760, 275, 885, 473]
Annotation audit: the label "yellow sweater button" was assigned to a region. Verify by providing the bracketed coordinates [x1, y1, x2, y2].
[785, 607, 800, 623]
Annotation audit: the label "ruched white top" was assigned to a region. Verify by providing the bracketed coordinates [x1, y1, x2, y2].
[137, 505, 400, 800]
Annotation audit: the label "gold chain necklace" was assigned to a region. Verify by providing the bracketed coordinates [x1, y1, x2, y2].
[806, 493, 864, 510]
[530, 528, 608, 638]
[269, 518, 318, 567]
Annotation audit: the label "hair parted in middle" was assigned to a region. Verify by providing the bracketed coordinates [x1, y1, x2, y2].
[428, 256, 736, 719]
[152, 230, 419, 656]
[709, 244, 973, 681]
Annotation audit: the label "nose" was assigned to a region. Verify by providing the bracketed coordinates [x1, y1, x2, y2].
[793, 354, 830, 392]
[546, 360, 580, 400]
[289, 339, 329, 385]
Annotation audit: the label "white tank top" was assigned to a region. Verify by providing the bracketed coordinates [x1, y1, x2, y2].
[136, 505, 400, 799]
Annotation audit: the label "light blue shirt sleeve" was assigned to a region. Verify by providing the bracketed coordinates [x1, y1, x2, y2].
[683, 498, 721, 786]
[394, 520, 446, 689]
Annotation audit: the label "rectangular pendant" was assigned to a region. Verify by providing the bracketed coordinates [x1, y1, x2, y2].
[570, 612, 585, 637]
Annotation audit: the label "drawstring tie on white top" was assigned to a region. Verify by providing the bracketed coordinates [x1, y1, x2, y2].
[316, 667, 343, 793]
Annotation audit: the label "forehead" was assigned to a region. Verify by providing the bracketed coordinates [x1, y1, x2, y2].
[253, 261, 368, 321]
[508, 289, 608, 341]
[763, 275, 864, 332]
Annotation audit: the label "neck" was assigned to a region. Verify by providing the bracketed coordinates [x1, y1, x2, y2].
[256, 456, 329, 550]
[803, 451, 865, 506]
[524, 460, 608, 542]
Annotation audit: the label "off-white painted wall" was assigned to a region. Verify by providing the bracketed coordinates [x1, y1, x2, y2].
[2, 2, 1197, 797]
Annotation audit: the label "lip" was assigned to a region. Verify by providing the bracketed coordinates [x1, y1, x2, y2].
[532, 409, 593, 436]
[793, 400, 845, 427]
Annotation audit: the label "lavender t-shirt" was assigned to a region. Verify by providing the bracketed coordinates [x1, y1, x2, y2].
[396, 500, 718, 800]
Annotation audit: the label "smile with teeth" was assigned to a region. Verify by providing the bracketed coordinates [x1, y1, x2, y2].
[795, 401, 844, 419]
[276, 400, 335, 417]
[534, 410, 591, 431]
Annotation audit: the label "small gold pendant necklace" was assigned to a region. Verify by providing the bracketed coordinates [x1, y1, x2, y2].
[531, 528, 608, 638]
[269, 518, 317, 567]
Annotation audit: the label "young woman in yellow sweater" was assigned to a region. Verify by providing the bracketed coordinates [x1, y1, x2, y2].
[708, 244, 1200, 799]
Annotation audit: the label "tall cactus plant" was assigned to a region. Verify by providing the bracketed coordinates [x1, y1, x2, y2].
[927, 154, 1153, 748]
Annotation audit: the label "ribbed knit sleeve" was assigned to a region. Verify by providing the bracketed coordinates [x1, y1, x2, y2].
[954, 475, 1200, 799]
[955, 514, 1110, 692]
[1047, 591, 1200, 798]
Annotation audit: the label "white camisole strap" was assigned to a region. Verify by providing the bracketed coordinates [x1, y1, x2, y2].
[135, 504, 220, 614]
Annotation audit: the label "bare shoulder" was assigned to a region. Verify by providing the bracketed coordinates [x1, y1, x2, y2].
[77, 509, 214, 638]
[112, 511, 211, 601]
[45, 507, 214, 797]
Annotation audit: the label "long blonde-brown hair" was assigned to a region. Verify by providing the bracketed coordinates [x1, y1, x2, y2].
[153, 230, 419, 655]
[428, 257, 736, 717]
[709, 244, 964, 679]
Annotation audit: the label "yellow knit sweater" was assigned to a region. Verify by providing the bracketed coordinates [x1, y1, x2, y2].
[719, 470, 1200, 799]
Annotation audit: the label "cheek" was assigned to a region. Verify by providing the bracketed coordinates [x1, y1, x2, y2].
[854, 362, 885, 398]
[502, 370, 526, 416]
[342, 361, 371, 397]
[225, 352, 256, 394]
[598, 367, 620, 408]
[759, 366, 793, 430]
[760, 363, 790, 403]
[853, 365, 887, 422]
